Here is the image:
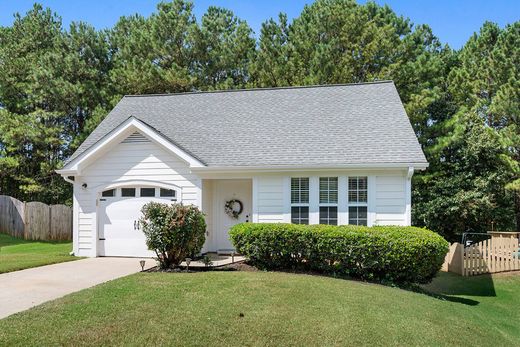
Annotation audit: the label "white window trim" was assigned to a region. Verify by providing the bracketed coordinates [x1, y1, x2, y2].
[347, 176, 368, 226]
[368, 176, 376, 226]
[319, 177, 338, 225]
[290, 177, 310, 224]
[284, 174, 376, 226]
[309, 177, 319, 224]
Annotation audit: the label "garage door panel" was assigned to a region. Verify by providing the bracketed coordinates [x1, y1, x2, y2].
[98, 196, 171, 257]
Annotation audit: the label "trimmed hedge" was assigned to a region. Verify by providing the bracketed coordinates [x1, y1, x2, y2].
[229, 223, 449, 284]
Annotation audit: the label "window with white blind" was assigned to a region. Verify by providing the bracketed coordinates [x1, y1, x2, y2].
[319, 177, 338, 225]
[348, 176, 368, 226]
[291, 177, 309, 224]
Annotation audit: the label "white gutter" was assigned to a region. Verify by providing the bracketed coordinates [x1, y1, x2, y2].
[191, 162, 429, 174]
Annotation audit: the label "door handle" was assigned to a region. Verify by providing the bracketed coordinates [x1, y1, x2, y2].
[134, 220, 136, 230]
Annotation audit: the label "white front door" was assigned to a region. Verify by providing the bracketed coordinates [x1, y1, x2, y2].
[98, 187, 177, 257]
[215, 180, 252, 251]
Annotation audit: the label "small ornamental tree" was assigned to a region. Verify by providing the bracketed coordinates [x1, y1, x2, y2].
[140, 202, 206, 269]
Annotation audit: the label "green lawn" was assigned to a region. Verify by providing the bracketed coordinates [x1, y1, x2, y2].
[0, 270, 518, 346]
[0, 233, 77, 273]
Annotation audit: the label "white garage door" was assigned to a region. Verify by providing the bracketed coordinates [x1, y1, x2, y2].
[97, 186, 177, 257]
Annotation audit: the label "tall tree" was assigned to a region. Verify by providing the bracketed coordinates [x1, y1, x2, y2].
[0, 5, 66, 202]
[192, 6, 256, 90]
[250, 14, 293, 87]
[252, 0, 454, 132]
[109, 0, 197, 95]
[253, 0, 413, 86]
[413, 22, 519, 238]
[0, 4, 110, 203]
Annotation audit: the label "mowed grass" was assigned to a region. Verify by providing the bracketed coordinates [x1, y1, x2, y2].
[0, 270, 519, 346]
[0, 233, 76, 273]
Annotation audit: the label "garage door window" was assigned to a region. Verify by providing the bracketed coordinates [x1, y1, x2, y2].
[140, 188, 156, 197]
[121, 188, 136, 197]
[101, 189, 115, 197]
[160, 189, 176, 198]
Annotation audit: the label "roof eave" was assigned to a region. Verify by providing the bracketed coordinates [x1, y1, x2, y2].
[59, 116, 206, 176]
[191, 162, 429, 174]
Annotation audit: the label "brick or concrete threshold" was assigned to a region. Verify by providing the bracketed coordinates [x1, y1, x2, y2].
[0, 257, 156, 319]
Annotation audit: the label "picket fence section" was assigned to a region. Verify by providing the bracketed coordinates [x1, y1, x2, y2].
[444, 232, 520, 276]
[0, 195, 72, 241]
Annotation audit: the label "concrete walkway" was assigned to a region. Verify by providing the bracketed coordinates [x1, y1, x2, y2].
[0, 257, 155, 319]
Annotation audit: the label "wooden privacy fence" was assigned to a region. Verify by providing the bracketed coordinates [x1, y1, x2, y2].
[443, 232, 520, 276]
[0, 195, 72, 241]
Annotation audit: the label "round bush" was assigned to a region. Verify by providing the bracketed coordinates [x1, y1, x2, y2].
[140, 202, 206, 269]
[229, 223, 449, 284]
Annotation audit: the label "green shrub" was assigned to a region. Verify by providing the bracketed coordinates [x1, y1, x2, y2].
[230, 223, 449, 284]
[140, 202, 206, 269]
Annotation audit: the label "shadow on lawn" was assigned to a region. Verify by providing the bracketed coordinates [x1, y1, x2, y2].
[0, 233, 71, 248]
[180, 261, 497, 307]
[271, 267, 496, 306]
[415, 271, 497, 306]
[0, 233, 30, 247]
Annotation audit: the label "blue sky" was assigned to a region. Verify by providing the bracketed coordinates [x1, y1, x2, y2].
[0, 0, 518, 49]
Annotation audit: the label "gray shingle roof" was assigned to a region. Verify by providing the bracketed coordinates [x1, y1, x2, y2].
[67, 81, 427, 168]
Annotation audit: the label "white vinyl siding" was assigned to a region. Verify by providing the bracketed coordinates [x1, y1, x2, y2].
[201, 179, 214, 252]
[74, 135, 201, 257]
[75, 146, 411, 256]
[255, 176, 285, 223]
[375, 175, 407, 225]
[253, 171, 409, 228]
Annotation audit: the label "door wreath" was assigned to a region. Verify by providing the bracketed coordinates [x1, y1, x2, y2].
[225, 199, 243, 219]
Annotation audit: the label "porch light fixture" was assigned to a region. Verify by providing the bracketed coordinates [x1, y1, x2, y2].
[185, 257, 191, 272]
[139, 260, 146, 271]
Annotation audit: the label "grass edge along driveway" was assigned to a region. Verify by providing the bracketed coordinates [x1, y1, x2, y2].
[0, 270, 518, 346]
[0, 233, 77, 273]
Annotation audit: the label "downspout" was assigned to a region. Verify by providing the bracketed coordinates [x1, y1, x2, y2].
[62, 176, 75, 184]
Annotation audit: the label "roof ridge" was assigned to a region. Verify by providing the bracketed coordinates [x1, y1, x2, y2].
[123, 80, 394, 98]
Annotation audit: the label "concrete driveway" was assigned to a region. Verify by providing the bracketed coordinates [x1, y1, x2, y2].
[0, 257, 155, 319]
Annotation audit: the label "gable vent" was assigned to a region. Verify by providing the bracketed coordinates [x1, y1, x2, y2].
[122, 132, 150, 144]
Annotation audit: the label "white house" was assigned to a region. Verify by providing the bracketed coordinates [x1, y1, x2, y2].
[57, 81, 428, 258]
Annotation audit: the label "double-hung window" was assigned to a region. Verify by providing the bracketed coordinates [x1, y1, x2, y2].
[319, 177, 338, 225]
[291, 177, 309, 224]
[348, 176, 368, 226]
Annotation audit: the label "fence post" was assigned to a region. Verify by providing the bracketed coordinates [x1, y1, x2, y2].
[23, 201, 28, 239]
[461, 243, 465, 275]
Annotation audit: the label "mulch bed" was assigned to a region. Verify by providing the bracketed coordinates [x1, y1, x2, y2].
[143, 261, 259, 273]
